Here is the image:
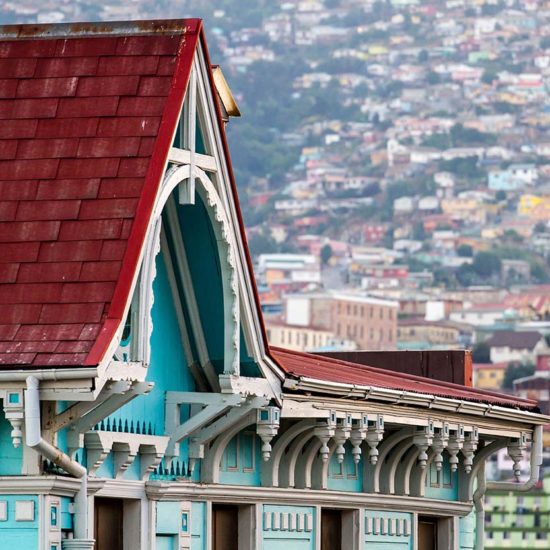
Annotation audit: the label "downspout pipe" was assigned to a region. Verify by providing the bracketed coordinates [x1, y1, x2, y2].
[472, 425, 543, 550]
[25, 376, 92, 544]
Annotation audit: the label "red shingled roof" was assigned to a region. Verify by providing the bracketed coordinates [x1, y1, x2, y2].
[271, 347, 539, 411]
[0, 20, 200, 367]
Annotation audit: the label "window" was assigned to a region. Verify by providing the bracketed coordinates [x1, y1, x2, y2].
[503, 531, 510, 540]
[379, 308, 383, 319]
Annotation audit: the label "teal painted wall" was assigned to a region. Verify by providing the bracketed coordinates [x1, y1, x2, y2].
[262, 505, 316, 550]
[0, 407, 22, 475]
[0, 495, 39, 547]
[424, 453, 459, 501]
[191, 502, 206, 550]
[364, 510, 412, 549]
[177, 196, 225, 372]
[327, 442, 363, 492]
[219, 430, 262, 486]
[460, 511, 475, 550]
[95, 249, 196, 479]
[157, 501, 181, 534]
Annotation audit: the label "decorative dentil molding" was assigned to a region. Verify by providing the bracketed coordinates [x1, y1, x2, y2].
[431, 423, 450, 472]
[461, 427, 479, 474]
[349, 415, 369, 465]
[447, 425, 465, 473]
[413, 420, 435, 470]
[365, 415, 385, 465]
[256, 407, 280, 462]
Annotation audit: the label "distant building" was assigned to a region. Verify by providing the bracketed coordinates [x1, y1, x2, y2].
[473, 362, 508, 391]
[266, 322, 357, 352]
[485, 473, 550, 549]
[486, 330, 548, 364]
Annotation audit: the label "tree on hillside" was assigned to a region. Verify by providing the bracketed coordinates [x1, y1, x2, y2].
[502, 362, 535, 390]
[472, 342, 491, 363]
[457, 244, 473, 257]
[321, 244, 333, 266]
[472, 251, 501, 278]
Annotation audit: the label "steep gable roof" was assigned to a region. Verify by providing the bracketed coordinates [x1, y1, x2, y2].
[0, 20, 200, 367]
[486, 330, 543, 350]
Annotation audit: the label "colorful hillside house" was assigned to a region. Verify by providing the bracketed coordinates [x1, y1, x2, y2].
[0, 19, 547, 550]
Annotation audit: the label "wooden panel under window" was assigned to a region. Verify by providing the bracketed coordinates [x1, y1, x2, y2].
[418, 517, 437, 550]
[95, 497, 123, 550]
[212, 504, 238, 550]
[321, 509, 342, 550]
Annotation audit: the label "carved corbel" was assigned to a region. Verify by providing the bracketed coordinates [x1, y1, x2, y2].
[461, 427, 479, 474]
[314, 411, 337, 463]
[447, 425, 464, 473]
[84, 432, 113, 476]
[333, 414, 353, 464]
[507, 432, 528, 480]
[3, 390, 24, 448]
[365, 415, 384, 465]
[413, 420, 434, 470]
[256, 407, 280, 461]
[113, 441, 140, 479]
[431, 423, 450, 472]
[349, 414, 368, 464]
[140, 444, 165, 480]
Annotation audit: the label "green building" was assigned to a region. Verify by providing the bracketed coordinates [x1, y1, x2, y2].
[485, 472, 550, 548]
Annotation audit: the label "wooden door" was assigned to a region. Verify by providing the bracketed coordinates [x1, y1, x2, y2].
[212, 504, 238, 550]
[95, 497, 123, 550]
[321, 509, 342, 550]
[418, 517, 437, 550]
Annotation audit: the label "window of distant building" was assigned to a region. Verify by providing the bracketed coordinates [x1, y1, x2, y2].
[380, 308, 383, 319]
[347, 304, 350, 315]
[503, 531, 510, 540]
[370, 308, 373, 319]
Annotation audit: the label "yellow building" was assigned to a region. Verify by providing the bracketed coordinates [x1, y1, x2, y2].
[473, 362, 508, 391]
[518, 194, 550, 220]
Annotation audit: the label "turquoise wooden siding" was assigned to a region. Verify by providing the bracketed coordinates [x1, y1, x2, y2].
[0, 495, 39, 547]
[156, 501, 181, 535]
[364, 510, 412, 549]
[191, 502, 206, 550]
[156, 535, 177, 550]
[0, 408, 22, 475]
[327, 442, 363, 492]
[219, 430, 262, 486]
[178, 196, 225, 373]
[96, 249, 196, 479]
[61, 496, 73, 531]
[459, 511, 475, 550]
[424, 453, 458, 501]
[262, 505, 316, 550]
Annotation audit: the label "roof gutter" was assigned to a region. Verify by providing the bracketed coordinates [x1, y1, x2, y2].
[283, 377, 548, 424]
[0, 367, 98, 381]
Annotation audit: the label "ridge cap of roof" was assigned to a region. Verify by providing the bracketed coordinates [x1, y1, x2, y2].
[0, 18, 202, 39]
[270, 345, 539, 408]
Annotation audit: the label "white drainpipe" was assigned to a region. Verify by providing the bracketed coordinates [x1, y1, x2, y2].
[473, 425, 543, 550]
[25, 376, 94, 547]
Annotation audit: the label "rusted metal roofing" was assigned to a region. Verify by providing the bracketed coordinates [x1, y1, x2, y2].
[271, 347, 540, 411]
[0, 19, 200, 367]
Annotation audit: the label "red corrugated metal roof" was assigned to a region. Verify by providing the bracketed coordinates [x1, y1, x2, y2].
[0, 19, 200, 367]
[271, 347, 539, 410]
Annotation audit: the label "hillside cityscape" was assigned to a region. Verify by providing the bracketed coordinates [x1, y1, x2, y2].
[5, 0, 550, 545]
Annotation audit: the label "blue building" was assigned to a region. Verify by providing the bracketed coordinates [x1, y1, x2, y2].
[0, 19, 547, 550]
